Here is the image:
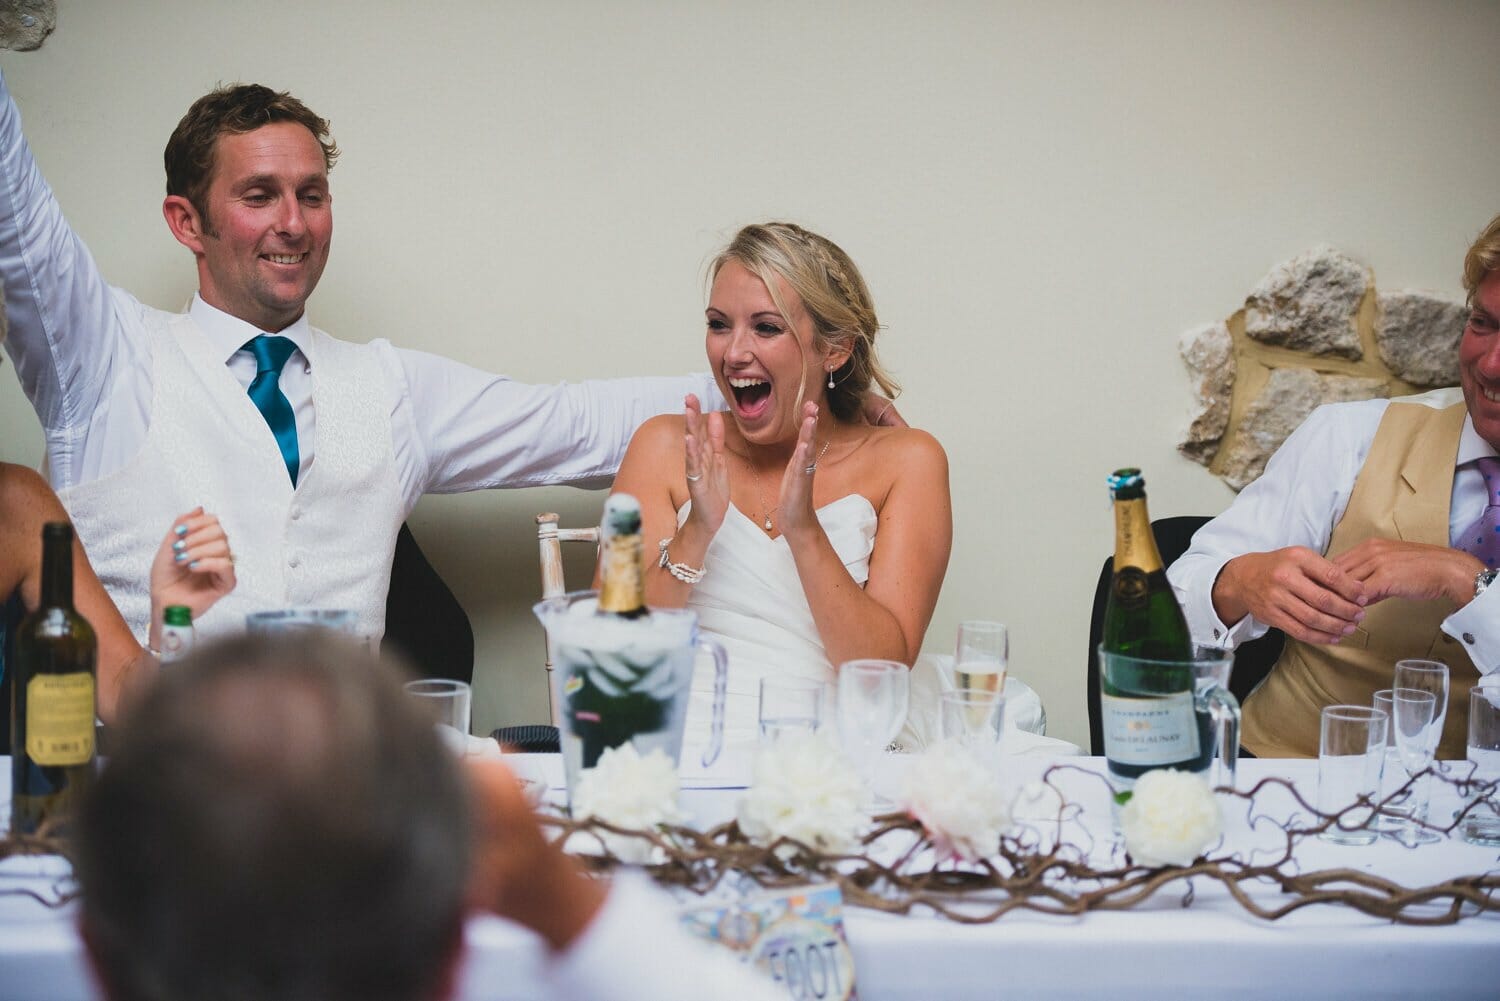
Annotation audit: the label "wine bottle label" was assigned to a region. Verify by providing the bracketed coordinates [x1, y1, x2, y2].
[1100, 691, 1200, 766]
[25, 672, 97, 766]
[160, 624, 195, 664]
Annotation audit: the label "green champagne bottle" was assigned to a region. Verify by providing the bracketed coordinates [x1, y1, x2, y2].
[10, 522, 98, 836]
[596, 494, 648, 620]
[1100, 469, 1204, 781]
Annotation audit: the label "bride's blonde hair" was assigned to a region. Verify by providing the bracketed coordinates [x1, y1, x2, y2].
[708, 222, 899, 422]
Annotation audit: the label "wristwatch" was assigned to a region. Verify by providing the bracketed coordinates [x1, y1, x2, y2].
[1476, 568, 1498, 598]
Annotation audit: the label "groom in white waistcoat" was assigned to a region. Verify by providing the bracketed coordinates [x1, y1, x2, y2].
[0, 69, 728, 644]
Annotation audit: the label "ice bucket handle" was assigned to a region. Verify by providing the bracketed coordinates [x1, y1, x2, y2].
[697, 635, 728, 768]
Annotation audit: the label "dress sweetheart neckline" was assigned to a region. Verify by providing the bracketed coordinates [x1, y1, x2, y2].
[677, 494, 876, 538]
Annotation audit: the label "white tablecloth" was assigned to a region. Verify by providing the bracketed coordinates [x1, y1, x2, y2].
[2, 756, 1496, 1000]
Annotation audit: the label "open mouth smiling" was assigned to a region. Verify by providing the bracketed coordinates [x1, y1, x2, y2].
[728, 376, 773, 420]
[262, 253, 307, 265]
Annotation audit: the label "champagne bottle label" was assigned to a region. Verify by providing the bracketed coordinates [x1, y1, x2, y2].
[25, 672, 97, 766]
[1111, 567, 1151, 608]
[1100, 691, 1200, 766]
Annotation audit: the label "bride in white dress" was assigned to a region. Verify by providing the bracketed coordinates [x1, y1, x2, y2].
[609, 222, 952, 752]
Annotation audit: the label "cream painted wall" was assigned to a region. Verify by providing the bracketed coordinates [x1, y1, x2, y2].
[2, 1, 1497, 748]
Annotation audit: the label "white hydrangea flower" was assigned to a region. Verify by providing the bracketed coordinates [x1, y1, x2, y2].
[1118, 768, 1222, 868]
[898, 739, 1012, 861]
[571, 744, 685, 864]
[736, 731, 868, 855]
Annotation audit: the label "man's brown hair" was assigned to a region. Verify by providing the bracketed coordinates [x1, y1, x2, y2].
[164, 83, 338, 229]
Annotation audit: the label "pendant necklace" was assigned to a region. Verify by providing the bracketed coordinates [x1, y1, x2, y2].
[748, 439, 831, 533]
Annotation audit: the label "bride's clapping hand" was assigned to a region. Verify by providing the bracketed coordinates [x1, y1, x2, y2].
[776, 402, 822, 537]
[150, 507, 237, 619]
[683, 394, 731, 535]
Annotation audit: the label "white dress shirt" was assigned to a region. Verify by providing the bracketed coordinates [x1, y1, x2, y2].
[1168, 387, 1500, 674]
[0, 69, 720, 513]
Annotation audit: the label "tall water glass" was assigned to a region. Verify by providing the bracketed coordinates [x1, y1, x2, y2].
[952, 621, 1008, 696]
[1317, 705, 1388, 845]
[759, 677, 825, 742]
[1462, 685, 1500, 846]
[939, 687, 1006, 773]
[837, 660, 910, 795]
[404, 679, 473, 755]
[246, 608, 359, 636]
[1371, 690, 1413, 832]
[1388, 688, 1440, 846]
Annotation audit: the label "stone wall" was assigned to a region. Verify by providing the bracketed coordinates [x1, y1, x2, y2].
[1178, 245, 1466, 490]
[0, 0, 53, 51]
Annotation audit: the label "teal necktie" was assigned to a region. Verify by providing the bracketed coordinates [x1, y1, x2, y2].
[245, 335, 300, 486]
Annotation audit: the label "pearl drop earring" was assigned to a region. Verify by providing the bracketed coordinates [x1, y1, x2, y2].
[827, 367, 835, 390]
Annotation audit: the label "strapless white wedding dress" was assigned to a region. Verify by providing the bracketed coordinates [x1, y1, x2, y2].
[680, 496, 877, 750]
[676, 497, 1066, 764]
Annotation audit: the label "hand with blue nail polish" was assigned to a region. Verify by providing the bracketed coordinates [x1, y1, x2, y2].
[150, 507, 237, 648]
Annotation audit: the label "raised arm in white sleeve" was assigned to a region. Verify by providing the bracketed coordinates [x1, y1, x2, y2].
[378, 343, 722, 509]
[0, 67, 147, 487]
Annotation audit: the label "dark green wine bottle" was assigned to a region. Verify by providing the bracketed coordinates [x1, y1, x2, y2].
[1100, 469, 1204, 781]
[10, 522, 98, 836]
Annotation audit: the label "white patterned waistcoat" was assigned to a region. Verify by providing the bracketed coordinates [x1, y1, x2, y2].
[58, 310, 404, 643]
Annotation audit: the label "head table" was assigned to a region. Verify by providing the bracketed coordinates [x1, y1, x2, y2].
[1, 754, 1495, 1001]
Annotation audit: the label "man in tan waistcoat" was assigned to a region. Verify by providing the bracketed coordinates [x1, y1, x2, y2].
[1169, 214, 1500, 758]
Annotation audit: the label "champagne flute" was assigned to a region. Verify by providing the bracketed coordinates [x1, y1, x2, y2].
[1388, 687, 1441, 846]
[953, 621, 1008, 697]
[1393, 659, 1449, 737]
[837, 659, 910, 803]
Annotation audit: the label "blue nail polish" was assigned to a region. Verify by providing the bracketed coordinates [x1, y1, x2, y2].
[175, 551, 187, 563]
[189, 560, 201, 571]
[174, 524, 188, 536]
[172, 539, 187, 552]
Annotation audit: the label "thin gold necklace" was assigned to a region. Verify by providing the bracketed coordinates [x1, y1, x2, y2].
[748, 440, 831, 533]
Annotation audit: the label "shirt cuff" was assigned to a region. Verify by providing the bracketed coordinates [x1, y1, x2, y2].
[1443, 585, 1500, 674]
[1175, 553, 1266, 649]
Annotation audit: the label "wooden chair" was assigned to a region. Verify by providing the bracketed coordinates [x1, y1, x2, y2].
[489, 512, 599, 751]
[534, 512, 600, 723]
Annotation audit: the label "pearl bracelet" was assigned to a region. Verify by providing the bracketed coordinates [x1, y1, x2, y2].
[657, 538, 706, 584]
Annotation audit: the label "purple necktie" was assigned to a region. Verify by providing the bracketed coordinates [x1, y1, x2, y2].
[1456, 456, 1500, 568]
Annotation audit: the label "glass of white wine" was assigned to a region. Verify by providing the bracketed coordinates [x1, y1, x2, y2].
[953, 620, 1008, 698]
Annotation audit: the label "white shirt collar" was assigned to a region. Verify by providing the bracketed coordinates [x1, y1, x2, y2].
[1459, 416, 1499, 466]
[189, 293, 313, 366]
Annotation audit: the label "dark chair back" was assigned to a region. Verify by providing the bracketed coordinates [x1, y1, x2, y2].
[1085, 515, 1284, 755]
[383, 523, 475, 686]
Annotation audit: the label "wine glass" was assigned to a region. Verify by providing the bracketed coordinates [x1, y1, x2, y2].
[952, 621, 1008, 697]
[1388, 687, 1440, 847]
[836, 659, 910, 802]
[1393, 659, 1449, 736]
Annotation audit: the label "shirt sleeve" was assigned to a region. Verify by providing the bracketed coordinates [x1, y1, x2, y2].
[1167, 401, 1387, 647]
[0, 68, 125, 449]
[546, 876, 785, 1001]
[1443, 583, 1500, 675]
[382, 342, 723, 504]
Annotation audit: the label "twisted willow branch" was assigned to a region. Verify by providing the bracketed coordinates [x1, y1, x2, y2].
[540, 764, 1500, 926]
[3, 766, 1496, 924]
